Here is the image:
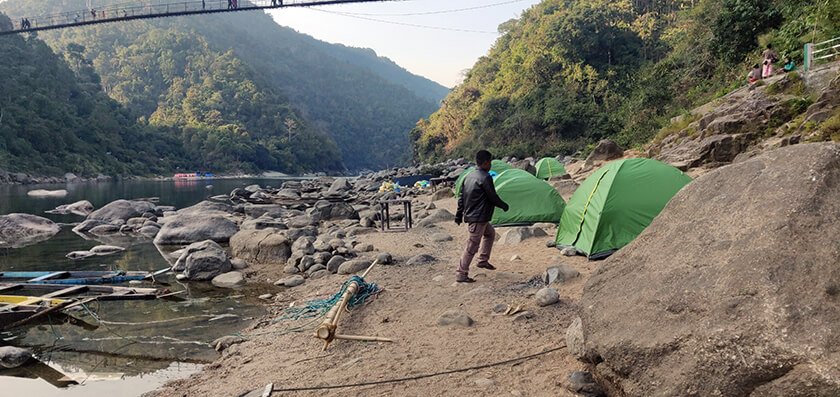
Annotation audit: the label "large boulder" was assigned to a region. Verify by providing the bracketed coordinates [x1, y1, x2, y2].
[230, 229, 291, 265]
[88, 199, 156, 222]
[326, 178, 352, 196]
[181, 241, 232, 281]
[154, 201, 239, 245]
[0, 214, 60, 248]
[585, 140, 623, 163]
[416, 209, 455, 227]
[581, 143, 840, 396]
[309, 200, 359, 221]
[46, 200, 95, 216]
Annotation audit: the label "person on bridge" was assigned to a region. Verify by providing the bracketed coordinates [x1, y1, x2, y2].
[202, 0, 206, 10]
[454, 150, 510, 283]
[91, 8, 97, 19]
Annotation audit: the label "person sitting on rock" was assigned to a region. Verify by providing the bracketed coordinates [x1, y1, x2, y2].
[748, 64, 762, 85]
[783, 57, 796, 73]
[454, 150, 509, 283]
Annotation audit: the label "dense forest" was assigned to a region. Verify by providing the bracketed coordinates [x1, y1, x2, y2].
[411, 0, 840, 161]
[0, 0, 447, 174]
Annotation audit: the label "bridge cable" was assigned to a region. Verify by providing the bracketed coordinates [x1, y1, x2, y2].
[316, 0, 531, 17]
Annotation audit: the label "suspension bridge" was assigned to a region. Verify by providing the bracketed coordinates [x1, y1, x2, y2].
[0, 0, 398, 36]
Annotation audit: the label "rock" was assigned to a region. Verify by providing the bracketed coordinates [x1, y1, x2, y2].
[283, 263, 300, 274]
[512, 159, 536, 175]
[326, 255, 347, 273]
[46, 200, 94, 216]
[64, 172, 80, 183]
[437, 310, 474, 327]
[88, 224, 120, 235]
[406, 254, 435, 266]
[535, 287, 560, 306]
[288, 215, 316, 228]
[259, 293, 273, 300]
[72, 219, 107, 234]
[297, 255, 316, 272]
[211, 335, 245, 352]
[565, 317, 587, 361]
[292, 236, 316, 255]
[0, 214, 60, 248]
[338, 259, 372, 275]
[585, 139, 623, 163]
[313, 238, 332, 252]
[274, 275, 305, 288]
[500, 226, 547, 244]
[154, 214, 238, 245]
[546, 240, 557, 248]
[581, 143, 840, 396]
[180, 240, 231, 281]
[88, 199, 156, 222]
[359, 216, 375, 228]
[511, 311, 535, 322]
[430, 188, 454, 202]
[431, 233, 453, 242]
[244, 184, 262, 193]
[356, 243, 374, 252]
[328, 238, 345, 249]
[327, 178, 352, 196]
[425, 202, 436, 210]
[376, 252, 393, 265]
[240, 217, 286, 231]
[492, 303, 508, 314]
[309, 270, 330, 279]
[544, 265, 580, 285]
[510, 254, 521, 261]
[211, 271, 246, 288]
[230, 258, 248, 270]
[312, 252, 332, 264]
[309, 200, 359, 220]
[560, 246, 577, 256]
[89, 245, 125, 255]
[229, 229, 291, 265]
[66, 250, 94, 260]
[0, 346, 32, 369]
[138, 225, 160, 238]
[416, 209, 455, 227]
[27, 189, 68, 198]
[474, 377, 495, 387]
[566, 371, 606, 397]
[242, 204, 287, 219]
[306, 264, 326, 275]
[550, 180, 580, 200]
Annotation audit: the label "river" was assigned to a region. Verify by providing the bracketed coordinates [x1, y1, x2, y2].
[0, 178, 288, 396]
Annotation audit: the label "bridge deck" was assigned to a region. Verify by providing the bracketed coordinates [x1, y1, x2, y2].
[1, 0, 394, 36]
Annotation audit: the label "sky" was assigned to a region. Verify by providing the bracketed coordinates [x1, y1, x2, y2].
[268, 0, 542, 88]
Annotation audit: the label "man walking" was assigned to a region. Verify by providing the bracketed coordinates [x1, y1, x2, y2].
[454, 150, 509, 283]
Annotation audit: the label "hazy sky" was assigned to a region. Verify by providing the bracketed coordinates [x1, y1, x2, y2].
[269, 0, 542, 88]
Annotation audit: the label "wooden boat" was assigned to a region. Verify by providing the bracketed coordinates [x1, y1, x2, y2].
[0, 295, 69, 307]
[0, 270, 157, 285]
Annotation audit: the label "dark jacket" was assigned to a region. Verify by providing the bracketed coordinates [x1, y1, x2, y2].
[455, 168, 509, 224]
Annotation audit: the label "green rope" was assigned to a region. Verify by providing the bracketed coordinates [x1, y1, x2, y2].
[273, 276, 382, 323]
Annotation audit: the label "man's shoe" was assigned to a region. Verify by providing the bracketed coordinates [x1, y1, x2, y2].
[456, 276, 476, 283]
[476, 262, 496, 270]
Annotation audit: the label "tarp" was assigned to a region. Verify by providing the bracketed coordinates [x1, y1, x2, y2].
[535, 158, 566, 180]
[454, 160, 514, 197]
[491, 169, 566, 226]
[555, 158, 691, 259]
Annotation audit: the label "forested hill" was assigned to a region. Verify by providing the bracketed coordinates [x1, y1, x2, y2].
[0, 0, 448, 171]
[411, 0, 840, 161]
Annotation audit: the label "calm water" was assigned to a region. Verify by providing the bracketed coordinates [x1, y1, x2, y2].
[0, 178, 287, 396]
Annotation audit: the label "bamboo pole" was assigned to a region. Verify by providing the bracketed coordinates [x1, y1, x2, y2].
[315, 260, 389, 350]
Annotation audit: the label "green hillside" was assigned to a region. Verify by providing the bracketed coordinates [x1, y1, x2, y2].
[411, 0, 840, 161]
[0, 0, 447, 171]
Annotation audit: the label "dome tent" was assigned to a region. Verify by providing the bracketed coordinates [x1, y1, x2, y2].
[454, 160, 513, 197]
[555, 158, 691, 259]
[535, 157, 566, 180]
[491, 169, 566, 226]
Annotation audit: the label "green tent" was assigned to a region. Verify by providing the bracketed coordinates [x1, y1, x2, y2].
[555, 158, 691, 259]
[454, 160, 514, 197]
[535, 158, 567, 180]
[491, 169, 566, 226]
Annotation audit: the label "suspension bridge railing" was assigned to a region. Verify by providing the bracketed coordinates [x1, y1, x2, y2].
[1, 0, 394, 35]
[804, 36, 840, 72]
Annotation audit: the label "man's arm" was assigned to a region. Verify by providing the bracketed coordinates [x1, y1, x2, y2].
[455, 189, 464, 225]
[482, 174, 509, 211]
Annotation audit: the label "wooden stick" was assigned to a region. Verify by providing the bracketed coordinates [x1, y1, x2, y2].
[315, 260, 382, 349]
[334, 334, 394, 343]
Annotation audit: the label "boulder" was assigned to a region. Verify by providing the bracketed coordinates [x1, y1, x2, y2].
[138, 225, 161, 238]
[437, 310, 474, 327]
[66, 251, 95, 260]
[274, 275, 305, 288]
[26, 189, 68, 198]
[309, 200, 359, 221]
[512, 159, 536, 175]
[535, 287, 560, 306]
[430, 188, 454, 202]
[326, 178, 352, 196]
[240, 217, 286, 231]
[288, 215, 317, 228]
[326, 255, 347, 273]
[292, 236, 315, 256]
[211, 271, 246, 288]
[581, 143, 840, 396]
[566, 317, 588, 361]
[406, 254, 436, 266]
[585, 140, 623, 163]
[46, 200, 94, 216]
[565, 371, 606, 397]
[376, 252, 393, 265]
[500, 226, 547, 244]
[431, 233, 453, 242]
[416, 209, 455, 227]
[0, 346, 32, 369]
[544, 264, 580, 285]
[0, 214, 60, 248]
[88, 199, 156, 222]
[174, 240, 231, 281]
[230, 229, 291, 265]
[154, 213, 238, 245]
[242, 204, 287, 219]
[337, 259, 372, 275]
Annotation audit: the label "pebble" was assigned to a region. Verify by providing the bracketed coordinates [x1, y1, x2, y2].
[432, 275, 446, 282]
[376, 252, 394, 265]
[406, 254, 436, 266]
[258, 294, 273, 300]
[436, 309, 474, 327]
[566, 371, 606, 397]
[535, 287, 560, 306]
[492, 303, 508, 314]
[512, 311, 535, 322]
[561, 246, 578, 256]
[510, 254, 521, 261]
[473, 377, 495, 387]
[431, 233, 453, 242]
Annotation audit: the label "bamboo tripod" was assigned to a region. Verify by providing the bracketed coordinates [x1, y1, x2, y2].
[314, 260, 393, 350]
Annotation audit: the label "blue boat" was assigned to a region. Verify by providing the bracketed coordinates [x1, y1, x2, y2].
[0, 270, 156, 285]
